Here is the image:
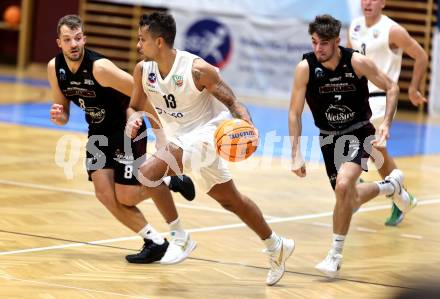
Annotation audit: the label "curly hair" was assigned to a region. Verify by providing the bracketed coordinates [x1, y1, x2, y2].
[139, 12, 176, 47]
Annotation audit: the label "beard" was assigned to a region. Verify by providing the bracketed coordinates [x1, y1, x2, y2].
[316, 54, 330, 63]
[65, 47, 84, 62]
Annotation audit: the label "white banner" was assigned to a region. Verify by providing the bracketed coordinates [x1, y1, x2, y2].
[100, 0, 361, 24]
[172, 9, 312, 100]
[429, 29, 440, 116]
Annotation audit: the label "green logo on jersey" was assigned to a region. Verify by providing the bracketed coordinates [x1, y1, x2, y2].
[172, 75, 183, 87]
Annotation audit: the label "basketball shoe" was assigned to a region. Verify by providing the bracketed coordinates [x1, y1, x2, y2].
[125, 239, 169, 263]
[315, 249, 343, 278]
[169, 175, 196, 201]
[160, 231, 196, 264]
[385, 169, 418, 213]
[264, 237, 295, 286]
[385, 203, 405, 226]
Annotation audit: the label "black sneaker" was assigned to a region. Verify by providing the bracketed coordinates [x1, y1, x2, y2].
[169, 175, 196, 201]
[125, 239, 169, 264]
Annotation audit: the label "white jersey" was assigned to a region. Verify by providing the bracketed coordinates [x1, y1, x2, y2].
[141, 50, 230, 138]
[349, 15, 403, 93]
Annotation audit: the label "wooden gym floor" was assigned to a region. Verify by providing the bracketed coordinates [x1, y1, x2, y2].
[0, 65, 439, 299]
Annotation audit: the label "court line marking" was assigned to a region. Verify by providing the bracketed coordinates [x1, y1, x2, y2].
[0, 197, 439, 256]
[400, 234, 423, 240]
[212, 268, 240, 280]
[0, 179, 279, 219]
[0, 274, 149, 299]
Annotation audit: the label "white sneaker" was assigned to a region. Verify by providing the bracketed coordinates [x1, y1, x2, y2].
[315, 250, 343, 278]
[385, 169, 418, 213]
[160, 231, 197, 265]
[264, 237, 295, 286]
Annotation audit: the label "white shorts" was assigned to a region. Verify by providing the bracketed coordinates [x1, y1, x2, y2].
[169, 124, 232, 193]
[369, 95, 386, 128]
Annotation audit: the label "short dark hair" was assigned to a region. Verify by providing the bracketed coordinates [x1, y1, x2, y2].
[57, 14, 83, 36]
[308, 14, 341, 40]
[139, 12, 176, 47]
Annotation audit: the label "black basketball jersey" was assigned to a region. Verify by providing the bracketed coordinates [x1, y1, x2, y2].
[55, 48, 129, 135]
[303, 46, 371, 132]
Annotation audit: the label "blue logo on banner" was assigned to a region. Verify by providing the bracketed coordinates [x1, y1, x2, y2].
[184, 19, 232, 69]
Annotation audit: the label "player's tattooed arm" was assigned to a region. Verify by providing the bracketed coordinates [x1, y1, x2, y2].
[192, 59, 252, 124]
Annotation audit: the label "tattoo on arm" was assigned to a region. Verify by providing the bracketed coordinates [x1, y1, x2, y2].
[212, 80, 248, 120]
[192, 69, 201, 83]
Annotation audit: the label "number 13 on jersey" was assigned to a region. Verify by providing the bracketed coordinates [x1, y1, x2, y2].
[163, 94, 176, 109]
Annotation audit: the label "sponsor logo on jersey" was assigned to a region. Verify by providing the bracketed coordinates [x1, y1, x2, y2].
[345, 72, 354, 78]
[319, 83, 356, 94]
[85, 107, 106, 123]
[184, 18, 232, 69]
[114, 150, 134, 164]
[373, 29, 380, 38]
[315, 67, 325, 79]
[148, 72, 157, 84]
[325, 104, 356, 129]
[65, 87, 96, 98]
[59, 68, 66, 80]
[354, 24, 361, 32]
[172, 75, 183, 87]
[84, 79, 94, 85]
[329, 76, 341, 82]
[70, 81, 81, 85]
[155, 107, 184, 118]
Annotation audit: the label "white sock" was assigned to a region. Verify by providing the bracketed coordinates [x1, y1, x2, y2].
[375, 180, 395, 196]
[138, 224, 165, 245]
[169, 217, 186, 239]
[331, 234, 346, 254]
[163, 176, 171, 187]
[264, 232, 281, 252]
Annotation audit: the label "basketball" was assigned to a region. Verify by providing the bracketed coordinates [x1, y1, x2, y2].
[214, 119, 259, 162]
[3, 5, 20, 27]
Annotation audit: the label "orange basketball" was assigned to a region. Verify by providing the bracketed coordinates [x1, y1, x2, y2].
[214, 119, 259, 162]
[3, 5, 20, 27]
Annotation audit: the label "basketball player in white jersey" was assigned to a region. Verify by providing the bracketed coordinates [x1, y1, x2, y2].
[348, 0, 428, 226]
[49, 15, 196, 265]
[126, 12, 294, 286]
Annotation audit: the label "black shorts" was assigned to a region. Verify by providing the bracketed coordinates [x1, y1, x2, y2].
[85, 123, 147, 185]
[319, 123, 376, 190]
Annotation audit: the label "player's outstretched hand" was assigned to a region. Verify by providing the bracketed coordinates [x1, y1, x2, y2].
[126, 118, 143, 139]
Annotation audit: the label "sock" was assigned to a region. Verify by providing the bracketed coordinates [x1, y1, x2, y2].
[264, 232, 281, 252]
[138, 224, 165, 245]
[169, 217, 186, 240]
[331, 234, 346, 254]
[375, 180, 395, 196]
[163, 176, 171, 187]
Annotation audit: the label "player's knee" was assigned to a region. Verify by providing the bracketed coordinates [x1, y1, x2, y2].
[116, 192, 136, 206]
[95, 190, 118, 209]
[116, 186, 143, 206]
[334, 178, 352, 201]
